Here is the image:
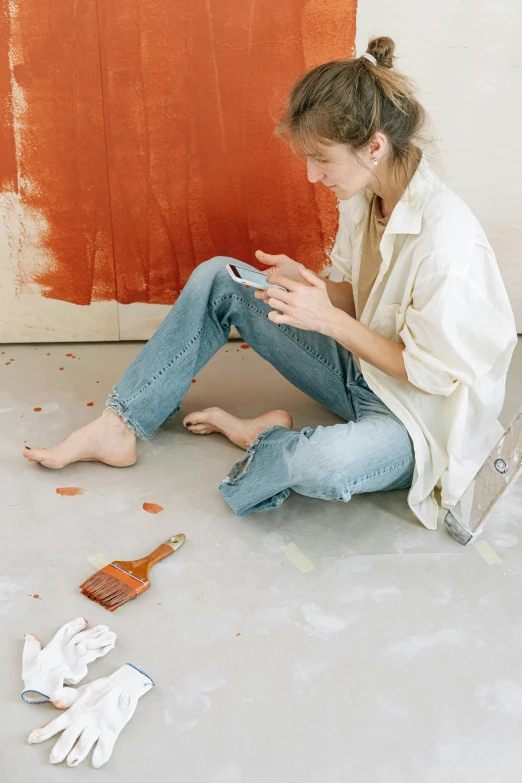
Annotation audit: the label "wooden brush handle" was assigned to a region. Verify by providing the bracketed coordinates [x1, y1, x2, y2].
[127, 535, 186, 580]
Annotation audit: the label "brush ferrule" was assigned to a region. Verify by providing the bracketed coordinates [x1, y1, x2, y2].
[110, 563, 148, 586]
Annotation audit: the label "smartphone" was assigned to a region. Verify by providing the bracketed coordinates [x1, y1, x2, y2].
[226, 263, 287, 292]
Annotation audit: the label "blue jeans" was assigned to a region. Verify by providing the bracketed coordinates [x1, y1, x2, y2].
[107, 257, 414, 515]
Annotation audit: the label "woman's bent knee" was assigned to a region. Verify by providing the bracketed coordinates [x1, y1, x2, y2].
[192, 256, 236, 280]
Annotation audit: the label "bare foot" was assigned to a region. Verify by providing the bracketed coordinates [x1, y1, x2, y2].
[182, 407, 293, 449]
[22, 410, 137, 469]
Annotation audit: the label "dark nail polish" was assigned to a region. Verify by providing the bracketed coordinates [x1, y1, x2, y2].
[185, 422, 192, 427]
[25, 446, 31, 450]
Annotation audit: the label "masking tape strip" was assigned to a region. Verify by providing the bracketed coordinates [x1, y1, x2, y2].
[87, 553, 111, 571]
[282, 542, 315, 573]
[472, 541, 502, 565]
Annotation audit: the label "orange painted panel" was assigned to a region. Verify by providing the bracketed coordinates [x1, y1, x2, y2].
[97, 0, 357, 304]
[1, 1, 356, 307]
[0, 0, 115, 305]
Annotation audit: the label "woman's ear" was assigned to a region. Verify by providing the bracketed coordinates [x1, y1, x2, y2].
[369, 132, 387, 162]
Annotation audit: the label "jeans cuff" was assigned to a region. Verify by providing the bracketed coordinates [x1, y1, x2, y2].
[105, 393, 152, 441]
[219, 426, 293, 515]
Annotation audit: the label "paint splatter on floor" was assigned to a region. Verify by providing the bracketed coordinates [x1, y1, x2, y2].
[142, 502, 164, 514]
[28, 593, 42, 600]
[5, 362, 11, 366]
[59, 367, 64, 370]
[192, 379, 197, 384]
[33, 407, 42, 412]
[56, 487, 83, 496]
[236, 633, 241, 637]
[240, 344, 250, 349]
[86, 402, 94, 406]
[66, 353, 73, 357]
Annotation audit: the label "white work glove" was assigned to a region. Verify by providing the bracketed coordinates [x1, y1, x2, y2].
[27, 663, 154, 767]
[22, 617, 116, 704]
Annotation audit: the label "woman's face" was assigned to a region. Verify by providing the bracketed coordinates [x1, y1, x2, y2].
[305, 142, 374, 200]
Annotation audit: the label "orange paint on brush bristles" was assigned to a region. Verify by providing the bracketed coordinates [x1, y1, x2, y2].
[56, 487, 83, 496]
[142, 502, 164, 514]
[79, 534, 185, 611]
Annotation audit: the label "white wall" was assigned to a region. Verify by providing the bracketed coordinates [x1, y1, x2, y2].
[356, 0, 522, 331]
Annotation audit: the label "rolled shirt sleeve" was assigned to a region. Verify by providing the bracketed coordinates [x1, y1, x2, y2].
[400, 272, 516, 396]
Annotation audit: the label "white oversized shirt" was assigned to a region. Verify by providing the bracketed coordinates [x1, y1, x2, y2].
[329, 156, 517, 530]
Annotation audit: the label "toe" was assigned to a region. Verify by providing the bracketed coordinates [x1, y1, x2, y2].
[22, 447, 43, 463]
[187, 424, 212, 434]
[183, 411, 206, 427]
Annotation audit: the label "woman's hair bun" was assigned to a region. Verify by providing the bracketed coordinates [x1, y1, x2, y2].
[367, 36, 396, 68]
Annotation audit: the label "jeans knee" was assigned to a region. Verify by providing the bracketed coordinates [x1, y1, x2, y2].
[193, 256, 234, 280]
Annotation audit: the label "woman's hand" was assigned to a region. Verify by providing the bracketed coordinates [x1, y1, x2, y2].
[254, 250, 303, 303]
[264, 265, 339, 334]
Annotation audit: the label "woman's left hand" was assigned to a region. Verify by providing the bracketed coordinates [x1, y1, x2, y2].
[264, 266, 338, 334]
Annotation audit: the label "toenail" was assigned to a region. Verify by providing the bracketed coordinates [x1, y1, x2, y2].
[25, 446, 31, 450]
[185, 422, 192, 427]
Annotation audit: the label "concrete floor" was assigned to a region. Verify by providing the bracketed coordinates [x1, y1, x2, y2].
[1, 338, 522, 782]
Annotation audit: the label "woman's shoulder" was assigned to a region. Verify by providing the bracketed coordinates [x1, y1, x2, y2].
[418, 167, 495, 273]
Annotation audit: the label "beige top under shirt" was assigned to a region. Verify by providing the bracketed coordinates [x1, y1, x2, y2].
[353, 194, 390, 368]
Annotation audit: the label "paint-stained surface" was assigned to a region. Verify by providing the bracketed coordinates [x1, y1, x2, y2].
[0, 0, 356, 318]
[2, 340, 522, 780]
[0, 0, 116, 306]
[96, 0, 355, 305]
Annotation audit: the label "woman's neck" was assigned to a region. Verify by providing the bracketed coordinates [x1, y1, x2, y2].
[370, 148, 422, 218]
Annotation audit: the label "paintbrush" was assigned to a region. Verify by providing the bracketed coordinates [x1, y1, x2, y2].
[79, 534, 186, 611]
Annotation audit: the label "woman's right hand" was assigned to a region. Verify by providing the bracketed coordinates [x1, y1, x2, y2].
[254, 250, 302, 302]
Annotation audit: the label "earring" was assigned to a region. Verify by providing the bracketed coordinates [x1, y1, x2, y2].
[373, 159, 378, 166]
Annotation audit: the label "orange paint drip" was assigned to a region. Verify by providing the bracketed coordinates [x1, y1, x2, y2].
[33, 407, 42, 412]
[56, 487, 83, 496]
[142, 502, 164, 514]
